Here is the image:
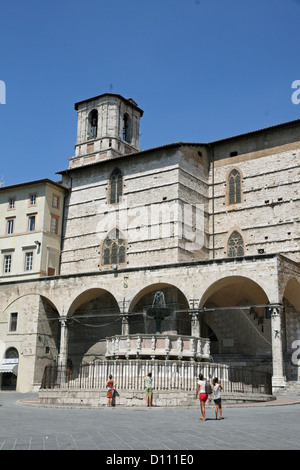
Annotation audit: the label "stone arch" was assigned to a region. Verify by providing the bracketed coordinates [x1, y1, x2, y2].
[128, 283, 190, 335]
[282, 277, 300, 312]
[122, 112, 131, 143]
[200, 275, 269, 308]
[88, 108, 98, 138]
[5, 347, 19, 359]
[1, 347, 19, 391]
[66, 288, 121, 368]
[281, 277, 300, 354]
[0, 292, 61, 389]
[199, 276, 271, 357]
[37, 295, 60, 366]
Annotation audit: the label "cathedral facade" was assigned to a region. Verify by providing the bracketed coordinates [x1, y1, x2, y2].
[0, 93, 300, 393]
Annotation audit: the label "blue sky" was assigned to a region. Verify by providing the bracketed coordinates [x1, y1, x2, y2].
[0, 0, 299, 186]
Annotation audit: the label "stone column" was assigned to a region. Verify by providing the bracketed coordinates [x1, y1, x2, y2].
[119, 299, 129, 336]
[58, 317, 69, 367]
[189, 299, 201, 338]
[271, 306, 286, 390]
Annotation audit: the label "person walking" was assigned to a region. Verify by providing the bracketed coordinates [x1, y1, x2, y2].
[210, 377, 223, 420]
[143, 372, 153, 407]
[106, 374, 117, 407]
[195, 373, 211, 421]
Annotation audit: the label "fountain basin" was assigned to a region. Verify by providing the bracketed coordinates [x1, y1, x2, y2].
[105, 334, 211, 361]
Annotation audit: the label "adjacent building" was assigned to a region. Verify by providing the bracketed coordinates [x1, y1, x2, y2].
[0, 179, 67, 282]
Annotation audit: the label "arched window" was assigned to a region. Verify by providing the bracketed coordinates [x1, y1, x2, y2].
[122, 113, 131, 143]
[228, 230, 244, 258]
[88, 109, 98, 138]
[109, 168, 123, 204]
[102, 229, 126, 265]
[228, 169, 242, 204]
[5, 347, 19, 359]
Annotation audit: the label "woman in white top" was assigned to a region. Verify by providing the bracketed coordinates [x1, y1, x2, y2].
[195, 373, 211, 421]
[210, 377, 223, 420]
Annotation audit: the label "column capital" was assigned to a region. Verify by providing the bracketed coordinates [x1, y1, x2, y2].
[59, 316, 71, 326]
[269, 304, 283, 317]
[189, 310, 200, 318]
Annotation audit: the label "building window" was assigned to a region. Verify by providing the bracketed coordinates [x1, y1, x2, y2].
[228, 230, 244, 258]
[122, 113, 131, 143]
[228, 169, 242, 204]
[88, 109, 98, 138]
[50, 215, 59, 234]
[5, 347, 18, 359]
[9, 313, 18, 332]
[29, 194, 37, 206]
[52, 194, 60, 209]
[8, 198, 15, 210]
[24, 252, 33, 271]
[102, 229, 126, 265]
[28, 215, 36, 232]
[3, 254, 11, 273]
[7, 218, 14, 235]
[109, 168, 123, 204]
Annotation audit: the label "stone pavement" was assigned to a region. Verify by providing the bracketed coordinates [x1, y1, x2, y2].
[1, 392, 300, 452]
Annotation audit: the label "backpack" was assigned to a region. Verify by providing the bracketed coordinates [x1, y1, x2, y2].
[205, 380, 212, 394]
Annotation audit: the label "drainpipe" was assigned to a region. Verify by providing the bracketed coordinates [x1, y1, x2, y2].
[209, 144, 215, 259]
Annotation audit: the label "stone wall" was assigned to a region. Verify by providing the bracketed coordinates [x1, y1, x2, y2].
[211, 123, 300, 262]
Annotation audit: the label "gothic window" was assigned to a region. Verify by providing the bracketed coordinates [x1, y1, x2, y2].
[102, 229, 126, 265]
[122, 113, 131, 143]
[228, 169, 242, 204]
[88, 109, 98, 138]
[227, 231, 244, 258]
[109, 168, 123, 204]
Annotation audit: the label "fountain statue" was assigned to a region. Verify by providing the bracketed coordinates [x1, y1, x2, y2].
[146, 291, 173, 334]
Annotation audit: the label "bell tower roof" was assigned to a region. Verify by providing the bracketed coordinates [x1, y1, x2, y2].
[74, 92, 143, 116]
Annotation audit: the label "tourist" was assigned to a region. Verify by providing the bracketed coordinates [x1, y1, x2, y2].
[195, 373, 211, 421]
[143, 372, 152, 407]
[210, 377, 223, 420]
[106, 374, 117, 407]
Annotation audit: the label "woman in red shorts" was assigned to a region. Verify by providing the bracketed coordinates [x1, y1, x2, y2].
[195, 373, 211, 421]
[106, 374, 117, 407]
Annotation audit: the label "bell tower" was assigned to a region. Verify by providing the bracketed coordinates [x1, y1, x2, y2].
[69, 93, 143, 168]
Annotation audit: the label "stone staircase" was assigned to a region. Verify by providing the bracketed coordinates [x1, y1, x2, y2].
[275, 381, 300, 397]
[211, 354, 272, 371]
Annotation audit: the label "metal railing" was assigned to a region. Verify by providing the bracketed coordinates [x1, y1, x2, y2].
[41, 360, 272, 395]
